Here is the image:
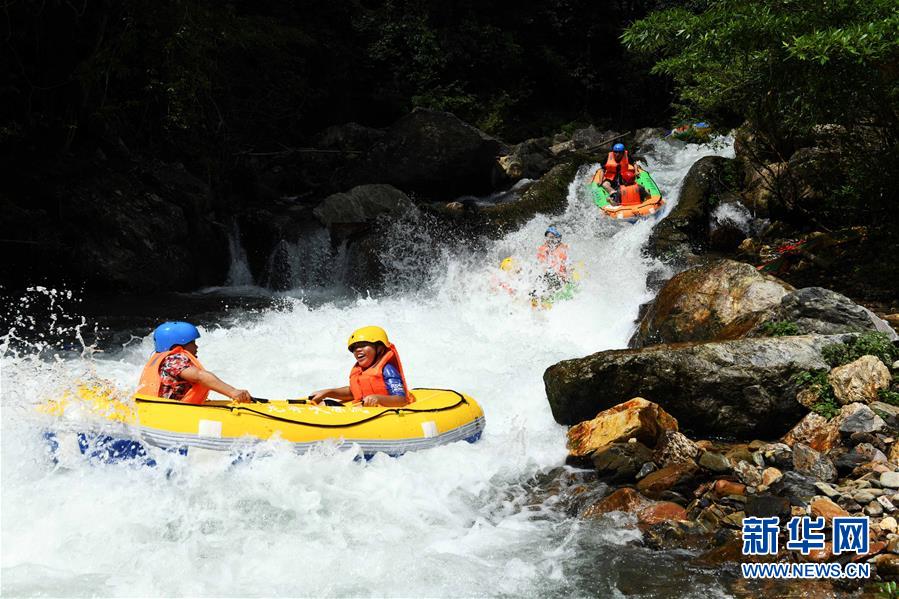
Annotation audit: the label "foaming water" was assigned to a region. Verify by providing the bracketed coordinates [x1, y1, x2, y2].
[2, 138, 736, 597]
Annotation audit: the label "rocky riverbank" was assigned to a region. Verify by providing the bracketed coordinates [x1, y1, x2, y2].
[543, 259, 899, 595]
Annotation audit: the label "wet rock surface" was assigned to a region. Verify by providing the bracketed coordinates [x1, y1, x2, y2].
[646, 155, 740, 263]
[342, 108, 507, 200]
[629, 259, 794, 347]
[545, 334, 836, 437]
[566, 397, 678, 458]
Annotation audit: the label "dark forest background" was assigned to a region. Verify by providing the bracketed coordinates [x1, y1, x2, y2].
[1, 0, 896, 296]
[1, 0, 674, 171]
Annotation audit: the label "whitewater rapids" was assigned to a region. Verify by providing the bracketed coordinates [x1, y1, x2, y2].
[1, 138, 735, 597]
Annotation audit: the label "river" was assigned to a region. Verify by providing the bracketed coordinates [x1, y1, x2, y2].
[1, 137, 737, 597]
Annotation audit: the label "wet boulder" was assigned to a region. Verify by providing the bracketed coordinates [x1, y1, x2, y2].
[313, 184, 417, 236]
[313, 184, 420, 292]
[8, 161, 229, 293]
[646, 155, 739, 261]
[476, 160, 591, 234]
[749, 287, 899, 340]
[636, 462, 699, 499]
[566, 397, 678, 459]
[629, 259, 794, 348]
[828, 356, 892, 404]
[782, 412, 841, 453]
[582, 487, 689, 527]
[344, 108, 507, 200]
[545, 335, 837, 438]
[591, 442, 655, 481]
[497, 137, 554, 181]
[424, 158, 591, 237]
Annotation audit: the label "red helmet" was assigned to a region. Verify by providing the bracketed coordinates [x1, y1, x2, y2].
[622, 169, 636, 184]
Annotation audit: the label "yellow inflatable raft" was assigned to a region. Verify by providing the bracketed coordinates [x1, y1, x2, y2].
[44, 384, 486, 459]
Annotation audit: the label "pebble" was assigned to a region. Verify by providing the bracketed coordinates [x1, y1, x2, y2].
[636, 462, 657, 480]
[879, 496, 897, 512]
[889, 537, 899, 554]
[699, 451, 731, 473]
[882, 517, 899, 534]
[867, 501, 885, 517]
[814, 482, 838, 498]
[881, 472, 899, 489]
[854, 492, 876, 504]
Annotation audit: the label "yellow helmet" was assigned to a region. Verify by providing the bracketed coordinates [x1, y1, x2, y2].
[500, 257, 518, 271]
[347, 326, 390, 350]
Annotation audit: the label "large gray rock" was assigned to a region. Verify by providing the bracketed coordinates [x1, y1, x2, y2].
[313, 184, 416, 232]
[2, 162, 229, 293]
[630, 259, 794, 348]
[431, 160, 592, 236]
[748, 287, 899, 340]
[497, 137, 554, 181]
[544, 335, 838, 438]
[346, 108, 507, 200]
[646, 156, 738, 261]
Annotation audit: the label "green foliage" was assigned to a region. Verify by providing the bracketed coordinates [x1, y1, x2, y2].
[793, 370, 839, 418]
[877, 580, 899, 599]
[879, 388, 899, 407]
[821, 332, 899, 368]
[622, 0, 899, 142]
[761, 320, 800, 337]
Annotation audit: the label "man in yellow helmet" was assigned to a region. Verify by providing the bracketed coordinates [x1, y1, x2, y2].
[309, 326, 412, 407]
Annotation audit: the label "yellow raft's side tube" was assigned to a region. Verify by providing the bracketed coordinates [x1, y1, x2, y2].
[134, 388, 485, 456]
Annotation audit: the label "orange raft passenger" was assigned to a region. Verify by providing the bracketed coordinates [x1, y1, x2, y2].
[611, 169, 651, 206]
[536, 226, 569, 278]
[600, 142, 636, 195]
[309, 326, 413, 407]
[137, 321, 252, 404]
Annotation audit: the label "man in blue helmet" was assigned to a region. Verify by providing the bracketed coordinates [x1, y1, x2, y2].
[137, 321, 252, 404]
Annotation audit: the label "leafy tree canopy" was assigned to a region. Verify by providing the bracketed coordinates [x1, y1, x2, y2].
[623, 0, 899, 143]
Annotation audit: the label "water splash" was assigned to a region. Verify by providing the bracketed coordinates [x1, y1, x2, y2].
[225, 223, 254, 287]
[1, 137, 738, 597]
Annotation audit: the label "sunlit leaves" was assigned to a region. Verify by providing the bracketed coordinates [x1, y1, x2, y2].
[622, 0, 898, 138]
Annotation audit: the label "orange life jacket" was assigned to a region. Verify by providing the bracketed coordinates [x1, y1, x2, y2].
[537, 243, 569, 275]
[603, 151, 631, 182]
[619, 184, 643, 206]
[349, 343, 412, 404]
[137, 348, 210, 405]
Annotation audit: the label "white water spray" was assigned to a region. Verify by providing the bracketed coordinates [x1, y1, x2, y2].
[1, 138, 736, 597]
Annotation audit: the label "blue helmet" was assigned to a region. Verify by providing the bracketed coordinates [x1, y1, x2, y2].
[612, 143, 625, 153]
[545, 225, 562, 239]
[153, 321, 200, 352]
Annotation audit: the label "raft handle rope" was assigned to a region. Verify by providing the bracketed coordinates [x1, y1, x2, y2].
[135, 388, 469, 429]
[251, 396, 344, 407]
